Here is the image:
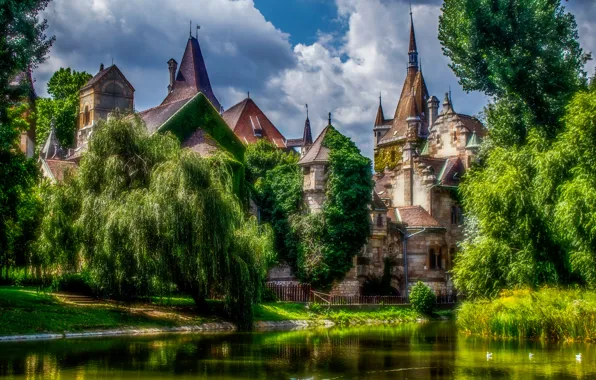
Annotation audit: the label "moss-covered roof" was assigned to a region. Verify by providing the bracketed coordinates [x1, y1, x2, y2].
[142, 92, 245, 162]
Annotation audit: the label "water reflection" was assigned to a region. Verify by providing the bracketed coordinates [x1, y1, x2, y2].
[0, 323, 595, 379]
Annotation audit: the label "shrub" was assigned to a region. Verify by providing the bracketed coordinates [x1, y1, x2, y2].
[261, 286, 278, 302]
[410, 281, 436, 314]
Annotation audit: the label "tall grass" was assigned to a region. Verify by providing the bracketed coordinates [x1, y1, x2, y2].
[457, 288, 596, 341]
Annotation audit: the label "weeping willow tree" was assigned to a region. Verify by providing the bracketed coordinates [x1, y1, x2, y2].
[38, 115, 273, 327]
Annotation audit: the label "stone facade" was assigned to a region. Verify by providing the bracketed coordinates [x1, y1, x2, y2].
[370, 13, 486, 296]
[78, 64, 135, 148]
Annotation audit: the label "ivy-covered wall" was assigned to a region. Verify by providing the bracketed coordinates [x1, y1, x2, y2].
[374, 144, 402, 173]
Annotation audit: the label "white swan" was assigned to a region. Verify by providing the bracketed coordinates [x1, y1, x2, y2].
[529, 353, 534, 359]
[486, 352, 493, 359]
[576, 353, 582, 361]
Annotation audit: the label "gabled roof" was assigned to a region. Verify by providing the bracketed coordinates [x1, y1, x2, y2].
[81, 65, 135, 92]
[395, 206, 443, 229]
[222, 97, 287, 148]
[161, 36, 221, 111]
[141, 92, 244, 162]
[298, 125, 331, 166]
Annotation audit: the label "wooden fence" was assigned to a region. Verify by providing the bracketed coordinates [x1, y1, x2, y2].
[266, 283, 460, 305]
[266, 283, 311, 302]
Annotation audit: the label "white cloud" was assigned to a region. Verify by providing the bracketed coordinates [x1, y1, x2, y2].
[35, 0, 596, 159]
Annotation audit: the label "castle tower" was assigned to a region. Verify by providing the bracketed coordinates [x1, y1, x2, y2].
[162, 30, 221, 111]
[77, 63, 135, 147]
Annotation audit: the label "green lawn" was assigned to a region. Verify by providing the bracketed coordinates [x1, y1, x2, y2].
[254, 302, 421, 325]
[0, 287, 207, 336]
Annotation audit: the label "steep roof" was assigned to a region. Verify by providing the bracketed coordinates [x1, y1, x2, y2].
[466, 131, 482, 150]
[379, 70, 429, 145]
[161, 36, 221, 111]
[409, 12, 418, 54]
[81, 65, 135, 92]
[374, 102, 385, 127]
[141, 92, 244, 162]
[298, 125, 331, 166]
[222, 97, 287, 148]
[395, 206, 443, 229]
[40, 126, 64, 160]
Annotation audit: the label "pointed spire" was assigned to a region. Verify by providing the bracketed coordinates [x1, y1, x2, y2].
[408, 6, 418, 71]
[375, 93, 385, 127]
[442, 91, 454, 113]
[161, 30, 221, 110]
[328, 112, 332, 126]
[303, 104, 313, 147]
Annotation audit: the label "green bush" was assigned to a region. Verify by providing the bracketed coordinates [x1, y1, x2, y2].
[409, 281, 436, 314]
[261, 286, 278, 302]
[53, 272, 95, 296]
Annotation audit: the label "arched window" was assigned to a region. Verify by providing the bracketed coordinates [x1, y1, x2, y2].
[83, 106, 90, 126]
[451, 206, 457, 225]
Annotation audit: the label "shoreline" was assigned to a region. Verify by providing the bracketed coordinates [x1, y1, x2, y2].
[0, 317, 437, 343]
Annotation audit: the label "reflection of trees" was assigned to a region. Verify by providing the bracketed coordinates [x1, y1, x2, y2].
[4, 323, 595, 379]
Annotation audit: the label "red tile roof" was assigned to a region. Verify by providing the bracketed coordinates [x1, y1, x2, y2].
[43, 159, 77, 182]
[222, 98, 287, 148]
[161, 36, 221, 111]
[395, 206, 443, 229]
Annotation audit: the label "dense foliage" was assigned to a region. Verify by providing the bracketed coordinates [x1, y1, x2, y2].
[409, 281, 436, 315]
[38, 116, 274, 327]
[439, 0, 589, 145]
[36, 68, 92, 149]
[441, 0, 596, 298]
[246, 128, 372, 288]
[0, 0, 53, 280]
[302, 127, 372, 285]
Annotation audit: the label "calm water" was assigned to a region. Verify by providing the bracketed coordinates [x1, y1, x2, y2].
[1, 322, 595, 379]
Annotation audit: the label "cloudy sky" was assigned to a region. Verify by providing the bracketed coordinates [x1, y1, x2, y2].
[35, 0, 596, 158]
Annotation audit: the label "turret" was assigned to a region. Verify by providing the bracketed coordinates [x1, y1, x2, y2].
[427, 95, 439, 129]
[167, 58, 177, 93]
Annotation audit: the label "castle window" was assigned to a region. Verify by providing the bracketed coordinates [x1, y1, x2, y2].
[453, 131, 457, 142]
[429, 248, 441, 270]
[83, 106, 90, 126]
[376, 214, 383, 227]
[390, 150, 396, 162]
[449, 247, 456, 270]
[451, 205, 464, 225]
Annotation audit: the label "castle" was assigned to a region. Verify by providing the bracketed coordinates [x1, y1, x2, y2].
[38, 14, 485, 297]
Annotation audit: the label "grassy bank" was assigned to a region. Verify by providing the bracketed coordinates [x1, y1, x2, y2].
[254, 303, 422, 325]
[0, 287, 425, 337]
[0, 287, 211, 336]
[457, 288, 596, 342]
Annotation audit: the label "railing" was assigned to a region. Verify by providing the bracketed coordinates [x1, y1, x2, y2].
[266, 283, 311, 302]
[266, 283, 461, 305]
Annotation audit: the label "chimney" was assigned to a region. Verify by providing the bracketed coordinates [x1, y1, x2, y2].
[167, 58, 178, 93]
[427, 96, 439, 128]
[99, 63, 104, 72]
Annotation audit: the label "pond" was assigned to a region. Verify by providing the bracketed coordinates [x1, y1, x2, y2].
[0, 322, 595, 379]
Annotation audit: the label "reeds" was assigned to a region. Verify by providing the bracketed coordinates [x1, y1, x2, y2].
[457, 287, 596, 341]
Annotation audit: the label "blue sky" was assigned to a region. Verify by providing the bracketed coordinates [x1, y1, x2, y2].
[36, 0, 596, 158]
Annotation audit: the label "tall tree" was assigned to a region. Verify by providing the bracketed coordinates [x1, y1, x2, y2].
[38, 116, 273, 327]
[36, 68, 92, 149]
[439, 0, 590, 297]
[0, 0, 54, 279]
[439, 0, 589, 145]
